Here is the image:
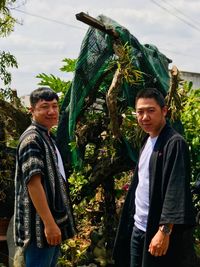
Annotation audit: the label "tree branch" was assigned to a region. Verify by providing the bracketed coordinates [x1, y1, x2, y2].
[73, 152, 134, 204]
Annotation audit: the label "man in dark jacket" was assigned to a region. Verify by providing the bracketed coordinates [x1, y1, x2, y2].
[113, 88, 197, 267]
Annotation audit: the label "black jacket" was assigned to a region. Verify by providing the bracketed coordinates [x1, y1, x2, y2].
[113, 123, 196, 267]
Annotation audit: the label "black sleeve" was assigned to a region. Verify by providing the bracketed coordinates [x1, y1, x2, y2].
[160, 136, 194, 225]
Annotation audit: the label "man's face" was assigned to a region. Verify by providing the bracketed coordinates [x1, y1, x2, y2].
[136, 97, 167, 137]
[30, 99, 59, 130]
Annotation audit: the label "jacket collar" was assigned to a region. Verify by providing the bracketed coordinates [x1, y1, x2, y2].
[31, 120, 49, 134]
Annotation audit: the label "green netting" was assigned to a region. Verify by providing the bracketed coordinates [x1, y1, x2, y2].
[56, 15, 172, 168]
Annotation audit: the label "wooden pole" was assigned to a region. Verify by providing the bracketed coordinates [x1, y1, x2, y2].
[76, 12, 119, 38]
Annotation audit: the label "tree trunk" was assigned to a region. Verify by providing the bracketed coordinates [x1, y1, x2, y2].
[102, 176, 117, 263]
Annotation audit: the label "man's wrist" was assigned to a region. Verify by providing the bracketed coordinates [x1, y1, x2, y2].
[159, 224, 172, 235]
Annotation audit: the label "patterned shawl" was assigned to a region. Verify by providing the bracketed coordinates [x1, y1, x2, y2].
[14, 122, 76, 248]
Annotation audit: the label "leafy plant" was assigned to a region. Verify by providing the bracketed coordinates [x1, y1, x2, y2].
[59, 237, 91, 267]
[60, 58, 77, 73]
[0, 149, 15, 202]
[68, 171, 88, 202]
[120, 106, 145, 151]
[0, 51, 18, 99]
[180, 82, 200, 181]
[36, 58, 76, 105]
[0, 0, 17, 37]
[36, 73, 71, 95]
[108, 42, 144, 85]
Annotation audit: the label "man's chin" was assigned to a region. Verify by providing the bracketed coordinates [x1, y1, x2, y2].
[142, 126, 152, 133]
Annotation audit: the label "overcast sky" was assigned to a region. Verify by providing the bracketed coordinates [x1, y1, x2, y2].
[1, 0, 200, 96]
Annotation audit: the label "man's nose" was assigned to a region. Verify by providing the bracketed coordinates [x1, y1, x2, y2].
[48, 107, 56, 114]
[142, 112, 150, 119]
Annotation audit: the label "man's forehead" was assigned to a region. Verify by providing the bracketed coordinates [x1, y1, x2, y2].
[136, 98, 158, 108]
[37, 99, 58, 104]
[136, 105, 155, 110]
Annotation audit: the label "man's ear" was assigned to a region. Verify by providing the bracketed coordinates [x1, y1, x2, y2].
[28, 106, 33, 114]
[163, 105, 168, 116]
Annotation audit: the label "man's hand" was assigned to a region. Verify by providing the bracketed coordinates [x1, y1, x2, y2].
[148, 230, 170, 257]
[44, 221, 62, 246]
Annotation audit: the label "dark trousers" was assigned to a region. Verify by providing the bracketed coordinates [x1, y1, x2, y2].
[130, 226, 145, 267]
[130, 225, 199, 267]
[25, 240, 60, 267]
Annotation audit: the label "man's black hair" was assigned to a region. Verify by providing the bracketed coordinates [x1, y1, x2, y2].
[135, 88, 166, 108]
[30, 87, 59, 107]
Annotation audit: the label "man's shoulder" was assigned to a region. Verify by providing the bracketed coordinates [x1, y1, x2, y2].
[19, 125, 43, 147]
[157, 124, 187, 151]
[161, 124, 184, 140]
[161, 125, 188, 151]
